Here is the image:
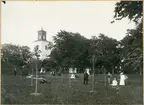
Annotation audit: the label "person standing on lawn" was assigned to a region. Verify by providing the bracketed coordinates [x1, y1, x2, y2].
[83, 71, 89, 85]
[14, 67, 17, 76]
[119, 72, 128, 86]
[107, 72, 112, 85]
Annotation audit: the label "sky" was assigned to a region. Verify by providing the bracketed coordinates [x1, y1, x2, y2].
[2, 1, 136, 50]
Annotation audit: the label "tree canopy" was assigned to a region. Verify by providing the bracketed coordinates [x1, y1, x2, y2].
[113, 1, 142, 24]
[2, 44, 32, 67]
[113, 1, 143, 74]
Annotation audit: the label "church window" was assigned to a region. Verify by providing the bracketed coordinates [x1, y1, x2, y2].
[43, 35, 46, 40]
[38, 35, 41, 40]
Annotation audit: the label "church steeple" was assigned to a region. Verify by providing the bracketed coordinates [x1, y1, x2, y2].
[33, 28, 50, 60]
[38, 28, 46, 41]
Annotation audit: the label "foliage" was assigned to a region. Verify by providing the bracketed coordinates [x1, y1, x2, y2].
[46, 30, 120, 73]
[1, 44, 32, 68]
[120, 22, 142, 73]
[89, 34, 119, 73]
[47, 41, 54, 50]
[113, 1, 143, 74]
[1, 44, 32, 75]
[113, 1, 142, 23]
[51, 30, 90, 70]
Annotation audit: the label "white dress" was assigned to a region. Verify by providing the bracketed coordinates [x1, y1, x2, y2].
[111, 80, 118, 86]
[119, 74, 126, 86]
[86, 69, 90, 75]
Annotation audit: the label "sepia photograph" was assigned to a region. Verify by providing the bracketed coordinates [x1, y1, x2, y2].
[1, 0, 143, 104]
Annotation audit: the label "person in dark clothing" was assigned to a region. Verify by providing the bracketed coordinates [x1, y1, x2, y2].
[107, 72, 112, 85]
[14, 68, 17, 76]
[83, 71, 89, 84]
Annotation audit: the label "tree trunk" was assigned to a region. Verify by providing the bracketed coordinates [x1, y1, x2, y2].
[104, 68, 106, 86]
[112, 67, 114, 75]
[140, 66, 142, 75]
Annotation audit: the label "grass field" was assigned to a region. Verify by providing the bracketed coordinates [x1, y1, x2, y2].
[2, 73, 143, 104]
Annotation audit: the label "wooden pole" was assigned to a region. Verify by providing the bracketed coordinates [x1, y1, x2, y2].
[30, 68, 33, 86]
[104, 68, 106, 86]
[112, 68, 114, 75]
[20, 69, 22, 80]
[92, 55, 94, 91]
[35, 63, 38, 93]
[61, 68, 63, 82]
[69, 73, 71, 87]
[90, 55, 96, 92]
[31, 58, 41, 96]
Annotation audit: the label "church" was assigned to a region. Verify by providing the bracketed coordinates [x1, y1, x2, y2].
[32, 28, 51, 60]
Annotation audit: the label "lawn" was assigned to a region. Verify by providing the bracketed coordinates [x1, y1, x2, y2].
[1, 73, 143, 104]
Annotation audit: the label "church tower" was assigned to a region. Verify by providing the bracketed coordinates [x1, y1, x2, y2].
[32, 28, 50, 60]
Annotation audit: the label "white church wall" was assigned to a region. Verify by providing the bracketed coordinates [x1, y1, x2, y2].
[32, 41, 50, 60]
[41, 41, 50, 59]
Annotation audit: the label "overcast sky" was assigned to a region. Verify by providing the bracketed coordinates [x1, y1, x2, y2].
[2, 1, 136, 50]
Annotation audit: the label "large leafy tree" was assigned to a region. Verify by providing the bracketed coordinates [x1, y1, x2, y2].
[113, 1, 142, 23]
[89, 34, 119, 73]
[48, 30, 120, 74]
[51, 30, 90, 72]
[2, 44, 32, 67]
[121, 22, 142, 74]
[113, 1, 143, 74]
[1, 44, 32, 74]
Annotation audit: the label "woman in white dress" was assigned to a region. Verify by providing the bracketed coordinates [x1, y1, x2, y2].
[119, 72, 128, 86]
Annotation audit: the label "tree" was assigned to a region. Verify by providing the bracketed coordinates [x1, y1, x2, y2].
[1, 44, 32, 74]
[47, 41, 54, 50]
[113, 1, 142, 24]
[113, 1, 143, 74]
[120, 22, 142, 74]
[52, 30, 90, 72]
[2, 44, 32, 67]
[89, 34, 119, 74]
[50, 30, 120, 74]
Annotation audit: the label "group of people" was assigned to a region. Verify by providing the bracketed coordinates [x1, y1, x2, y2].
[83, 69, 128, 87]
[108, 72, 128, 87]
[14, 66, 128, 87]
